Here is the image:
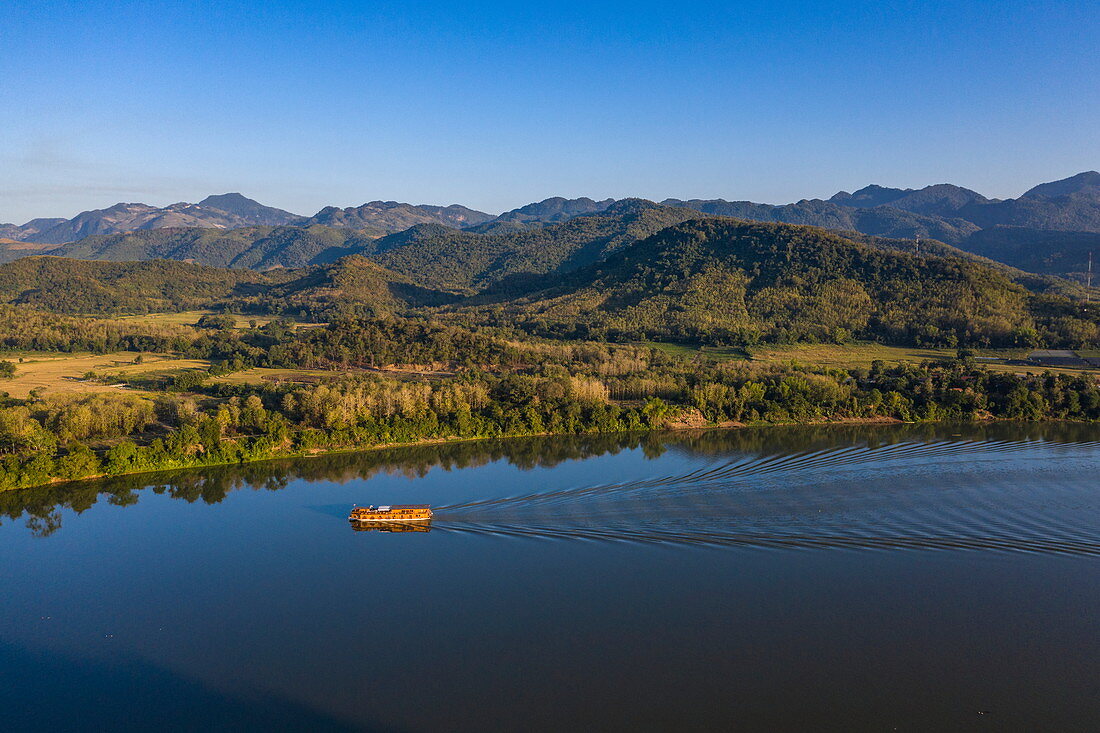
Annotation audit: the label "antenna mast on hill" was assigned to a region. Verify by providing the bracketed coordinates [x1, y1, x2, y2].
[915, 235, 921, 256]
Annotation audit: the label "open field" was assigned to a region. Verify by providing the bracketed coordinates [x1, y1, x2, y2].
[0, 352, 211, 398]
[211, 367, 338, 386]
[114, 311, 277, 329]
[114, 311, 326, 330]
[645, 341, 1100, 376]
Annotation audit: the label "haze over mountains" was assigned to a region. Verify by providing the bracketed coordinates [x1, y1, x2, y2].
[1, 171, 1099, 281]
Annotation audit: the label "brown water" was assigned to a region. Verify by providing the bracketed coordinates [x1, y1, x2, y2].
[1, 423, 1098, 731]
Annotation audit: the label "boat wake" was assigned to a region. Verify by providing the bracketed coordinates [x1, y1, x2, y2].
[431, 437, 1100, 557]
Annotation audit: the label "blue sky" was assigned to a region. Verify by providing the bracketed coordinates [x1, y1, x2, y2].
[1, 0, 1098, 222]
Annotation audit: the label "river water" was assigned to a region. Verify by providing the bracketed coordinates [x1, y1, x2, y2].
[1, 423, 1098, 731]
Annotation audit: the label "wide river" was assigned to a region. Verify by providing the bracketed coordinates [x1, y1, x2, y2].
[2, 423, 1098, 731]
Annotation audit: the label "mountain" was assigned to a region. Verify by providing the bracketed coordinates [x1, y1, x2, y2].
[0, 253, 445, 318]
[256, 255, 455, 319]
[305, 201, 493, 231]
[830, 183, 990, 217]
[0, 256, 277, 314]
[1021, 171, 1100, 199]
[961, 227, 1100, 280]
[2, 194, 305, 245]
[0, 218, 66, 241]
[370, 199, 705, 292]
[4, 225, 381, 270]
[3, 172, 1100, 281]
[492, 197, 616, 224]
[466, 219, 1041, 347]
[952, 174, 1100, 231]
[661, 197, 980, 244]
[197, 193, 305, 225]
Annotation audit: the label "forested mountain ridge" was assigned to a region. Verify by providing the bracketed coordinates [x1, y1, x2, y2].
[3, 172, 1099, 281]
[828, 183, 991, 216]
[660, 197, 981, 244]
[369, 199, 707, 292]
[22, 225, 383, 270]
[961, 227, 1100, 280]
[0, 257, 281, 313]
[254, 255, 456, 319]
[459, 219, 1098, 348]
[492, 197, 616, 224]
[0, 201, 701, 280]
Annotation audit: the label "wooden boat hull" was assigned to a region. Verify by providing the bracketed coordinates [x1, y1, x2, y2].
[348, 504, 433, 523]
[349, 516, 432, 523]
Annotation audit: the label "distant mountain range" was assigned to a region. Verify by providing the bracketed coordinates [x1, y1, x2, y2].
[0, 194, 495, 244]
[306, 201, 493, 231]
[0, 215, 1069, 350]
[1, 172, 1099, 280]
[0, 193, 304, 245]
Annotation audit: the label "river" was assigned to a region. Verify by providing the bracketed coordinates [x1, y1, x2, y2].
[2, 423, 1098, 731]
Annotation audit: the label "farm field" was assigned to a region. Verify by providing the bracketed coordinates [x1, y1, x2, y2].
[211, 367, 337, 386]
[113, 311, 325, 331]
[646, 341, 1099, 376]
[112, 311, 282, 329]
[0, 352, 210, 398]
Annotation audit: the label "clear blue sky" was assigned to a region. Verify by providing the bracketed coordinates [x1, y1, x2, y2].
[1, 0, 1098, 222]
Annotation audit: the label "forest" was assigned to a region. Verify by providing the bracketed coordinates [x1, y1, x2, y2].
[0, 212, 1098, 493]
[0, 310, 1098, 492]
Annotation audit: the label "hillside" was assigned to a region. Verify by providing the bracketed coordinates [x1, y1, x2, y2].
[370, 199, 706, 292]
[466, 219, 1056, 347]
[254, 255, 455, 319]
[30, 225, 382, 270]
[0, 257, 279, 314]
[662, 197, 981, 244]
[962, 227, 1100, 280]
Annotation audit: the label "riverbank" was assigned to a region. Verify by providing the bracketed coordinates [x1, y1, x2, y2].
[0, 412, 1004, 497]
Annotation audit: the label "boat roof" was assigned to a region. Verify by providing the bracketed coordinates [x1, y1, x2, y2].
[354, 504, 431, 510]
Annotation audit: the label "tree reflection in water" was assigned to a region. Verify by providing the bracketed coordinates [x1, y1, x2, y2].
[3, 421, 1098, 538]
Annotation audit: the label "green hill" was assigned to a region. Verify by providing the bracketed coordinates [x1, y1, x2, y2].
[960, 227, 1100, 282]
[0, 257, 280, 314]
[467, 219, 1073, 347]
[18, 225, 384, 270]
[371, 199, 707, 292]
[255, 255, 455, 319]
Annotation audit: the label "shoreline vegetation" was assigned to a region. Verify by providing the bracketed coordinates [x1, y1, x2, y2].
[5, 419, 1099, 540]
[1, 332, 1098, 495]
[1, 414, 912, 495]
[2, 214, 1100, 496]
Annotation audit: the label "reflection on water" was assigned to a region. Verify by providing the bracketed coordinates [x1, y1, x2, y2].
[6, 421, 1100, 557]
[350, 521, 431, 533]
[2, 421, 1099, 731]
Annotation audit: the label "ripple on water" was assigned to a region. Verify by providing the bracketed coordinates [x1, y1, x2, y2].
[435, 437, 1100, 557]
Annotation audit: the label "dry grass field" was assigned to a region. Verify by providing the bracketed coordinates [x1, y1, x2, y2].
[0, 352, 210, 398]
[114, 311, 325, 330]
[646, 341, 1099, 376]
[211, 367, 337, 386]
[112, 311, 280, 329]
